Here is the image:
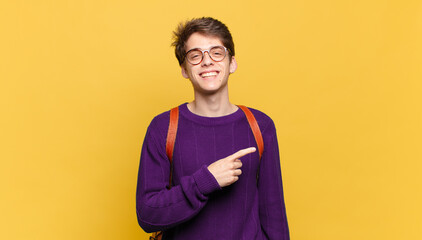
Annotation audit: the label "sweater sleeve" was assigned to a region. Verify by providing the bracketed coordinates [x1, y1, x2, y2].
[136, 118, 221, 233]
[258, 120, 290, 239]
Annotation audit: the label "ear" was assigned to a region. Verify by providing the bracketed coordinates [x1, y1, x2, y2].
[181, 65, 189, 79]
[229, 56, 237, 74]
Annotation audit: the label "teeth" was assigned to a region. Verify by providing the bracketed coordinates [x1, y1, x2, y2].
[201, 72, 217, 77]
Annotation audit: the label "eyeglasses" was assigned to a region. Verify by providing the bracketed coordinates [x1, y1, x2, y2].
[184, 46, 228, 65]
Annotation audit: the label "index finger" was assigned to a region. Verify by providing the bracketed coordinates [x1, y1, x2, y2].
[228, 147, 256, 160]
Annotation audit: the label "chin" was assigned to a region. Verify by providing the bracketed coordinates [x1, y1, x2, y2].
[197, 83, 228, 95]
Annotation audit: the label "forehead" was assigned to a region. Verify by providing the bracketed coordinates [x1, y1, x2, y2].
[185, 33, 223, 51]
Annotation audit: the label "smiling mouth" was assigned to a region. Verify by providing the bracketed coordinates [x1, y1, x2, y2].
[200, 71, 218, 78]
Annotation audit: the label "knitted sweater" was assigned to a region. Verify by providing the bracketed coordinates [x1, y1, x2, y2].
[136, 103, 289, 240]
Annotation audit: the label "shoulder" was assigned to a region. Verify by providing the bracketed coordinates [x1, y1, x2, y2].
[145, 109, 172, 141]
[241, 106, 277, 135]
[150, 109, 171, 127]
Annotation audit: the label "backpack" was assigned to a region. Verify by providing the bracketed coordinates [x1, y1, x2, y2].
[150, 105, 264, 240]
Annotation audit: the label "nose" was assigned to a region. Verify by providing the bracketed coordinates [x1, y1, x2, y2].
[201, 51, 213, 66]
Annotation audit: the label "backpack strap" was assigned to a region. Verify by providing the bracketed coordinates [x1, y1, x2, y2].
[150, 231, 162, 240]
[165, 105, 264, 182]
[237, 105, 264, 160]
[165, 106, 179, 188]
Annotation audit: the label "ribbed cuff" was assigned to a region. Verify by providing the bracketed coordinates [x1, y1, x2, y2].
[192, 165, 221, 195]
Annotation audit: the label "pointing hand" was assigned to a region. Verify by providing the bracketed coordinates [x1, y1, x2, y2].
[207, 147, 256, 187]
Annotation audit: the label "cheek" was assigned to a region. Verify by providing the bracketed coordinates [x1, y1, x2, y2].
[182, 66, 196, 79]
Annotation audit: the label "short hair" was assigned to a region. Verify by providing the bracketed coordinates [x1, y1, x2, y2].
[172, 17, 235, 65]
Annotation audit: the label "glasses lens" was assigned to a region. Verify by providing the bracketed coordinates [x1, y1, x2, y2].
[210, 47, 226, 62]
[186, 50, 203, 65]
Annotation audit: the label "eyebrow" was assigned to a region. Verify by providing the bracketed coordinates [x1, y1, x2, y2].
[186, 45, 223, 53]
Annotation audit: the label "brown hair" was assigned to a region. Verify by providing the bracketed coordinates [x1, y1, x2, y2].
[172, 17, 235, 65]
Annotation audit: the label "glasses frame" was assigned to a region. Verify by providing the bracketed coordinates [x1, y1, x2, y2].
[184, 46, 229, 65]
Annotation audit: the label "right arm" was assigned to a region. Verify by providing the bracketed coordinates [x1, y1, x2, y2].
[136, 118, 256, 232]
[136, 122, 221, 232]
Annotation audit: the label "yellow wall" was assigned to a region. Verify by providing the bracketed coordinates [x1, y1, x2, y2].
[1, 0, 421, 239]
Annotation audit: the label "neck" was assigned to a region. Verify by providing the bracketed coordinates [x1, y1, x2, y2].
[188, 88, 237, 117]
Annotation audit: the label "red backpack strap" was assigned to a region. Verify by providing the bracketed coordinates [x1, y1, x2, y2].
[237, 105, 264, 160]
[150, 231, 163, 240]
[152, 107, 178, 240]
[165, 107, 179, 188]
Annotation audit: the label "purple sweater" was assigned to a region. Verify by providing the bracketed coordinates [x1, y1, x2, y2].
[136, 103, 289, 239]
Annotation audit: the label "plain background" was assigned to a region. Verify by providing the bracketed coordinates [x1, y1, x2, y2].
[1, 0, 421, 239]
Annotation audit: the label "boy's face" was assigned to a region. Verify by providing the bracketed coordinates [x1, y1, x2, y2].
[181, 33, 237, 95]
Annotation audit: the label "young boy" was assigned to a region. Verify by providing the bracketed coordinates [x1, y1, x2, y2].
[136, 17, 290, 239]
